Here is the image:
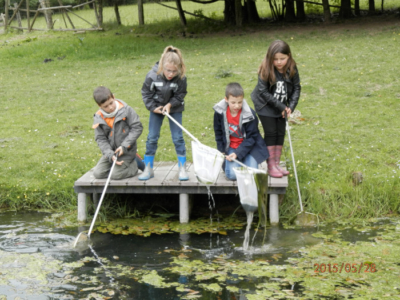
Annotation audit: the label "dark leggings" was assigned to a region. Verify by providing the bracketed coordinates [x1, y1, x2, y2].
[258, 115, 286, 146]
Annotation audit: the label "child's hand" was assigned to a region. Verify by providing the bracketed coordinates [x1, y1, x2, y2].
[226, 153, 237, 162]
[113, 147, 124, 165]
[112, 155, 124, 165]
[115, 146, 124, 156]
[282, 107, 292, 118]
[162, 103, 172, 114]
[154, 106, 164, 114]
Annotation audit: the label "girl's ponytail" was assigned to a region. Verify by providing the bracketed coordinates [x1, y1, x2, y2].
[158, 45, 186, 79]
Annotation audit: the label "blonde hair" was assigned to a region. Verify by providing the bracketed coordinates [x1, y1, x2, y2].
[157, 45, 186, 79]
[258, 40, 297, 84]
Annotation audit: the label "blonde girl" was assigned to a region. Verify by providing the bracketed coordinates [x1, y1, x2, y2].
[139, 45, 188, 181]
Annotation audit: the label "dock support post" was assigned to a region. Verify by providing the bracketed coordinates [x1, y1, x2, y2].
[269, 194, 279, 225]
[92, 193, 99, 209]
[179, 193, 191, 223]
[78, 193, 88, 222]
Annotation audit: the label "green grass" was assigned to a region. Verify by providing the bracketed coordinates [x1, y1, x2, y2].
[0, 4, 400, 220]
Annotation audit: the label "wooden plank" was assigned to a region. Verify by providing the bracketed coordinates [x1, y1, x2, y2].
[26, 0, 30, 31]
[74, 169, 95, 185]
[140, 161, 174, 186]
[37, 5, 71, 11]
[268, 175, 288, 188]
[162, 162, 180, 185]
[72, 0, 95, 9]
[177, 162, 201, 187]
[7, 0, 24, 25]
[73, 162, 288, 193]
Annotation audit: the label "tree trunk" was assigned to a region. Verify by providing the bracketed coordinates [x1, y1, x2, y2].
[39, 0, 53, 29]
[368, 0, 375, 15]
[98, 0, 103, 25]
[354, 0, 360, 16]
[176, 0, 187, 27]
[322, 0, 331, 23]
[224, 0, 235, 25]
[234, 0, 242, 26]
[114, 1, 121, 25]
[296, 0, 306, 21]
[137, 0, 144, 25]
[339, 0, 352, 18]
[381, 0, 384, 12]
[244, 0, 260, 23]
[285, 0, 296, 22]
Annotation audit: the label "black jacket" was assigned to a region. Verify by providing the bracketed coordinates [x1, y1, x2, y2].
[251, 68, 301, 117]
[141, 62, 187, 113]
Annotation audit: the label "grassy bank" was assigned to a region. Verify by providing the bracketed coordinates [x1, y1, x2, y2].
[0, 12, 400, 220]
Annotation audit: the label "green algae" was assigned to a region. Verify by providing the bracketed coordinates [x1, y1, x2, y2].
[0, 250, 62, 295]
[140, 270, 179, 288]
[94, 216, 246, 236]
[4, 217, 400, 299]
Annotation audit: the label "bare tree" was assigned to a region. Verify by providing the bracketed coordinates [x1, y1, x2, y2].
[285, 0, 296, 22]
[368, 0, 375, 15]
[354, 0, 360, 16]
[339, 0, 352, 18]
[296, 0, 306, 21]
[322, 0, 331, 23]
[176, 0, 186, 26]
[138, 0, 144, 25]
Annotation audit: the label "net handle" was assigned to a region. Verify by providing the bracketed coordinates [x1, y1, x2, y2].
[164, 112, 200, 144]
[165, 112, 266, 174]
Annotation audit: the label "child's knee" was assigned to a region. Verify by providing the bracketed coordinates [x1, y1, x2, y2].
[93, 168, 109, 179]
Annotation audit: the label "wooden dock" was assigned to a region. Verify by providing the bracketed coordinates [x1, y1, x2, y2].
[74, 161, 288, 224]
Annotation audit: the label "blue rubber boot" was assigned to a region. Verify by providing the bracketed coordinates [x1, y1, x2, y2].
[138, 155, 154, 181]
[178, 156, 189, 181]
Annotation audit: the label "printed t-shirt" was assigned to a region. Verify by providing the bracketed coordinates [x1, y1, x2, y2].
[226, 108, 243, 149]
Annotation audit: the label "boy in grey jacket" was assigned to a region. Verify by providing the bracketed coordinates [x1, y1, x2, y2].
[92, 86, 144, 180]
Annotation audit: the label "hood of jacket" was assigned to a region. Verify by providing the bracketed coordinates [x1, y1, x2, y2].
[213, 98, 254, 124]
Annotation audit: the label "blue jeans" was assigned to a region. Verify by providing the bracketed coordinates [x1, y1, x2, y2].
[145, 111, 186, 156]
[225, 147, 258, 181]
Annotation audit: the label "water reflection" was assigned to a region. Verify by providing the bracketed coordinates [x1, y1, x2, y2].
[0, 210, 334, 299]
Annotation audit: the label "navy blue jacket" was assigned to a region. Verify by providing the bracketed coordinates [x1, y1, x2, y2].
[213, 99, 269, 164]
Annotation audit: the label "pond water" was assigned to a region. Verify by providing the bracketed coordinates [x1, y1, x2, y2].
[1, 210, 400, 300]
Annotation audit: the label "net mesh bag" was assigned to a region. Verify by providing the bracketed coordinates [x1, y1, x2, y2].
[191, 141, 225, 184]
[233, 167, 258, 212]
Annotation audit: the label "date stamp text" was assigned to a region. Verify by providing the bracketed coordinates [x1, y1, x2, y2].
[314, 263, 377, 273]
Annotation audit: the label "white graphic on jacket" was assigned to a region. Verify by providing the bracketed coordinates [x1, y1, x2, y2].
[274, 80, 287, 103]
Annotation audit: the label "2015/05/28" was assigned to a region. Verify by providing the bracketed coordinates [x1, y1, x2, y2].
[314, 263, 376, 273]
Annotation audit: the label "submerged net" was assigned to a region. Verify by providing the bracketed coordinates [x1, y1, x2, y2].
[233, 167, 258, 213]
[191, 141, 225, 185]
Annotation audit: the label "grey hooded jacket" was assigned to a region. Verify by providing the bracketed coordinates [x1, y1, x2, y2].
[141, 62, 187, 113]
[93, 99, 143, 162]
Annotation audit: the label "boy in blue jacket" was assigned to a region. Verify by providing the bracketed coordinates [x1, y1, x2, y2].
[213, 82, 269, 180]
